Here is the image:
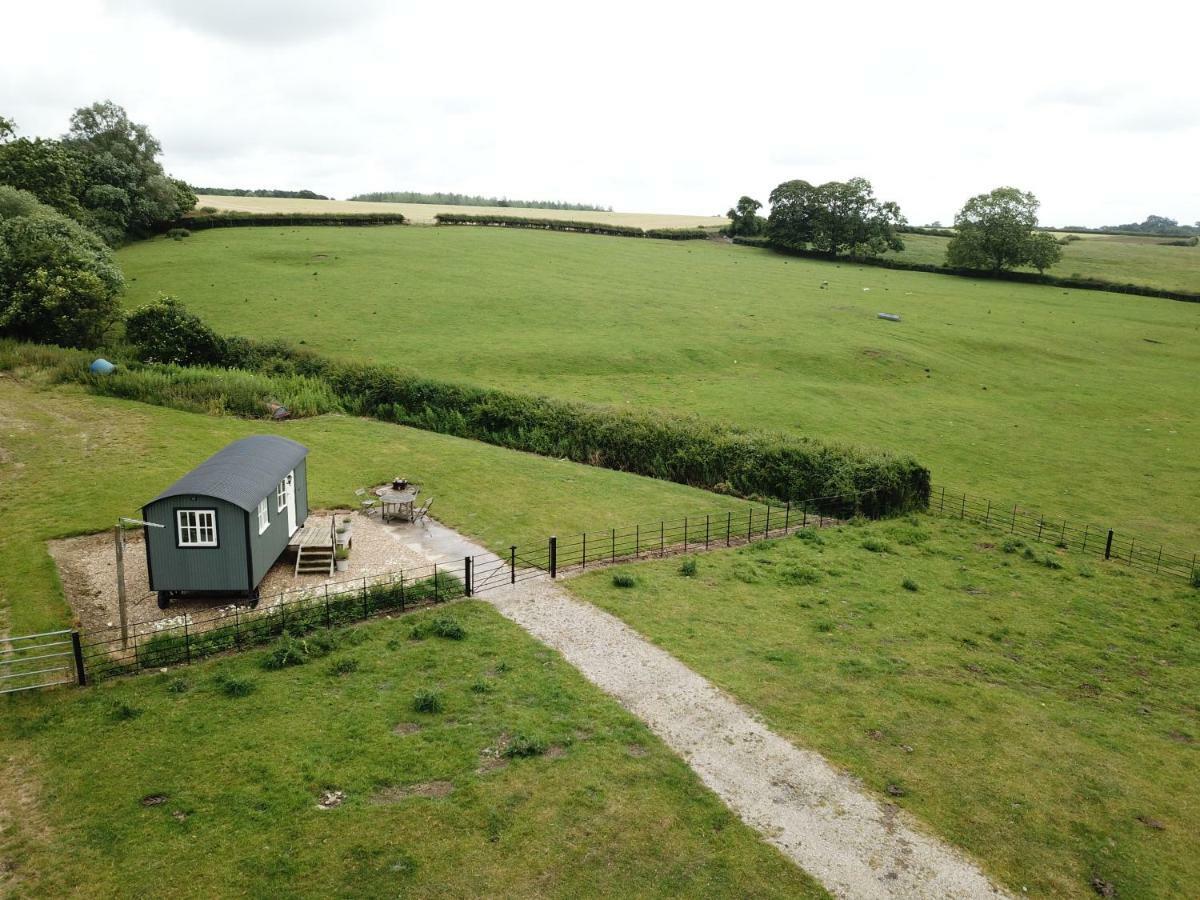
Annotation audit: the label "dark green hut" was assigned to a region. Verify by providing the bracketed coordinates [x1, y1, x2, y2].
[142, 435, 309, 607]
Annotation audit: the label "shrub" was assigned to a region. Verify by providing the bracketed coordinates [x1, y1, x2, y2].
[125, 295, 228, 365]
[815, 621, 835, 633]
[1191, 569, 1200, 589]
[901, 577, 920, 592]
[165, 678, 190, 694]
[503, 733, 549, 758]
[430, 616, 466, 640]
[612, 572, 637, 588]
[679, 557, 699, 577]
[327, 657, 359, 676]
[471, 678, 496, 694]
[109, 701, 143, 721]
[412, 689, 443, 713]
[794, 529, 824, 545]
[261, 635, 308, 670]
[1002, 538, 1024, 554]
[220, 677, 256, 698]
[861, 538, 892, 553]
[0, 202, 124, 347]
[778, 564, 821, 585]
[166, 227, 191, 240]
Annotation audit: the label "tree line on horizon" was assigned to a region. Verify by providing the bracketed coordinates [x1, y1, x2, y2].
[348, 190, 611, 212]
[193, 187, 331, 201]
[726, 180, 1064, 274]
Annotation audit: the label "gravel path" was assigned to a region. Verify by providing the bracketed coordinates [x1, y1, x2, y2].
[464, 542, 1010, 899]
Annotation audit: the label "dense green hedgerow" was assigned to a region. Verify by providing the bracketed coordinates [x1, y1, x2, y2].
[178, 210, 406, 229]
[731, 237, 1200, 303]
[435, 213, 710, 241]
[2, 335, 931, 517]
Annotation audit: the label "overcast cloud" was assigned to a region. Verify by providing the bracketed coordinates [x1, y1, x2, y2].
[3, 0, 1198, 226]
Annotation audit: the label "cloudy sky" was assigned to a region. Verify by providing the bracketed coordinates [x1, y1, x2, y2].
[3, 0, 1198, 226]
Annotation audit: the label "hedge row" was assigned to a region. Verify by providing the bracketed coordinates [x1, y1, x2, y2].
[731, 237, 1200, 303]
[434, 213, 709, 240]
[176, 211, 407, 230]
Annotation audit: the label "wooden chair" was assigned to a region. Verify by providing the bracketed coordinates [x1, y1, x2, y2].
[355, 488, 378, 516]
[411, 498, 433, 527]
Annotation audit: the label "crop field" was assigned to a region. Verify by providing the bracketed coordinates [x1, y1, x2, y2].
[892, 231, 1199, 294]
[570, 518, 1200, 898]
[118, 226, 1200, 546]
[193, 194, 728, 230]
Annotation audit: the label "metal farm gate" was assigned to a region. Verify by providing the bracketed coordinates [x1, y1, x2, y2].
[0, 630, 85, 695]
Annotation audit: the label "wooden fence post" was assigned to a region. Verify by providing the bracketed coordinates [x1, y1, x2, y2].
[705, 515, 710, 549]
[1104, 530, 1114, 560]
[726, 511, 732, 546]
[549, 537, 557, 579]
[510, 546, 516, 584]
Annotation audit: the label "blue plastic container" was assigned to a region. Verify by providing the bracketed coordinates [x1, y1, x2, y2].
[89, 358, 116, 375]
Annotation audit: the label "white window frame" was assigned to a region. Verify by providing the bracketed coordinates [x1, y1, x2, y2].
[277, 478, 288, 513]
[176, 509, 218, 548]
[257, 497, 270, 535]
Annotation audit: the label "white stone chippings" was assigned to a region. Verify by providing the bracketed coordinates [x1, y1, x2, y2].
[452, 538, 1009, 900]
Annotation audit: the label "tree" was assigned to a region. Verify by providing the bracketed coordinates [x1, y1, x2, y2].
[0, 138, 86, 216]
[725, 196, 765, 236]
[767, 177, 905, 256]
[0, 187, 124, 347]
[0, 116, 15, 143]
[1025, 231, 1063, 274]
[946, 187, 1061, 273]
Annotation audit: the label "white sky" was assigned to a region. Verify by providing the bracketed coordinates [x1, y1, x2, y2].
[3, 0, 1198, 226]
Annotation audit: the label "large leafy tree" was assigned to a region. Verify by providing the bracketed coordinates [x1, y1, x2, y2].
[946, 187, 1062, 273]
[0, 101, 194, 244]
[0, 186, 124, 347]
[767, 177, 905, 256]
[726, 196, 765, 236]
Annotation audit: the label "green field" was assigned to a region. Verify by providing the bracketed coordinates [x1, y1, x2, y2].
[118, 227, 1200, 545]
[0, 601, 823, 898]
[892, 231, 1200, 294]
[570, 518, 1200, 898]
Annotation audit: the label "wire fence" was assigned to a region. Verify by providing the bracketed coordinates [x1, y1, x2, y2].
[929, 484, 1199, 582]
[51, 484, 1200, 687]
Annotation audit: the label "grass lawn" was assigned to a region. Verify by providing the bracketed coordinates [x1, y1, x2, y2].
[117, 227, 1200, 546]
[0, 602, 824, 898]
[569, 516, 1200, 898]
[892, 232, 1200, 294]
[0, 375, 748, 635]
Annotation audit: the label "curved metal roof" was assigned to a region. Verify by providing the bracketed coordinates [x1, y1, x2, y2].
[148, 435, 308, 512]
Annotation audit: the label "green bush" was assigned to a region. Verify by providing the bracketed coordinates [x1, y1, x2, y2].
[327, 657, 359, 676]
[181, 210, 405, 229]
[166, 227, 191, 240]
[430, 616, 466, 640]
[1191, 569, 1200, 589]
[861, 538, 892, 553]
[125, 295, 228, 366]
[0, 199, 124, 347]
[261, 635, 309, 670]
[412, 689, 443, 713]
[503, 733, 549, 758]
[471, 678, 496, 694]
[109, 701, 143, 721]
[165, 678, 190, 694]
[778, 564, 821, 585]
[1002, 538, 1024, 553]
[794, 529, 824, 545]
[902, 577, 920, 592]
[612, 572, 637, 588]
[220, 677, 256, 698]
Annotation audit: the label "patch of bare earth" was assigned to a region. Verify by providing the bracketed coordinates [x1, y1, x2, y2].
[372, 781, 454, 803]
[47, 509, 437, 655]
[0, 753, 53, 893]
[391, 722, 422, 736]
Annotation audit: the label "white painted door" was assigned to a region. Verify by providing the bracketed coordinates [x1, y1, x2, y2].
[284, 471, 297, 535]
